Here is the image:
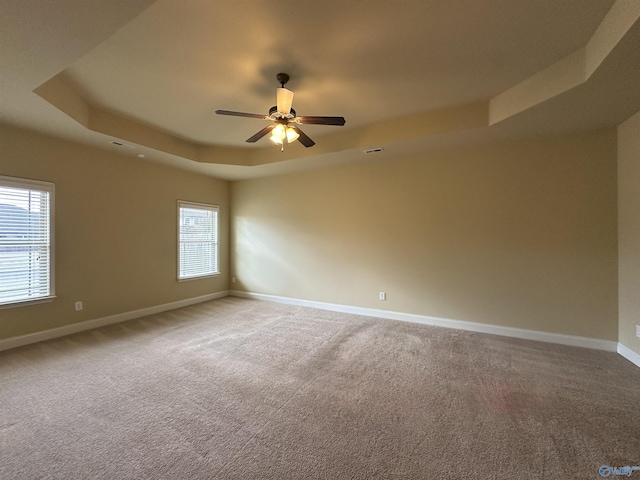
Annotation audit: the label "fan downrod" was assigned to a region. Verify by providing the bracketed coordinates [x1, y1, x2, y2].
[276, 72, 290, 87]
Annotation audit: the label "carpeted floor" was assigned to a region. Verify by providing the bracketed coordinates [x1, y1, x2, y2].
[1, 297, 639, 479]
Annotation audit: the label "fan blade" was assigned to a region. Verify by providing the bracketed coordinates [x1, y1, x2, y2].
[290, 125, 315, 148]
[215, 110, 267, 119]
[246, 125, 275, 143]
[276, 87, 294, 114]
[297, 115, 346, 126]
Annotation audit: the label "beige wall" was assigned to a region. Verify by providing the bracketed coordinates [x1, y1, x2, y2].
[0, 122, 621, 345]
[618, 110, 640, 355]
[0, 123, 229, 339]
[231, 130, 618, 340]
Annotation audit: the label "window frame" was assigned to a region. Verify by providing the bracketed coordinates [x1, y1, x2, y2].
[0, 175, 55, 309]
[177, 200, 220, 281]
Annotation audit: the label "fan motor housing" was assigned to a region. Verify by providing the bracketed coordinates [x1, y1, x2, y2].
[269, 105, 296, 119]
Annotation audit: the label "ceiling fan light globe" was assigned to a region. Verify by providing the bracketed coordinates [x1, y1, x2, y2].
[273, 124, 286, 138]
[286, 127, 300, 143]
[270, 124, 286, 144]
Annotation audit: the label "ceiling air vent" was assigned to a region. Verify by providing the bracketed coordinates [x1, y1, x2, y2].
[363, 147, 384, 154]
[109, 140, 135, 149]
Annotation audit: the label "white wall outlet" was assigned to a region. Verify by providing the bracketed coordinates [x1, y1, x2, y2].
[636, 324, 640, 338]
[231, 276, 236, 284]
[74, 301, 83, 311]
[379, 292, 386, 301]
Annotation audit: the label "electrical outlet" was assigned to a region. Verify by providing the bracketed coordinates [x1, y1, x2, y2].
[636, 324, 640, 338]
[379, 292, 386, 301]
[231, 276, 236, 284]
[74, 301, 83, 311]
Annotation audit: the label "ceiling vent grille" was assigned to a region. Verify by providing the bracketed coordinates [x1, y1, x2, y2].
[363, 147, 384, 154]
[109, 140, 135, 149]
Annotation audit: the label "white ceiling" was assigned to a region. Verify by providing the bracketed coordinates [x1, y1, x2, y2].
[2, 0, 639, 180]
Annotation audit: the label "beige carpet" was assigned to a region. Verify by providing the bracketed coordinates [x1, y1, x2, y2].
[1, 297, 639, 479]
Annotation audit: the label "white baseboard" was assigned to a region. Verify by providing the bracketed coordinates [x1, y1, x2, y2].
[0, 290, 229, 352]
[3, 289, 630, 362]
[617, 343, 640, 368]
[230, 290, 619, 353]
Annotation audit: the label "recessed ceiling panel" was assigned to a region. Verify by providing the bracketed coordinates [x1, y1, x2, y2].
[64, 0, 614, 146]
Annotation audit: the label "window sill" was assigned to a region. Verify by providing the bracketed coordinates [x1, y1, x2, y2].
[0, 296, 56, 310]
[177, 273, 221, 283]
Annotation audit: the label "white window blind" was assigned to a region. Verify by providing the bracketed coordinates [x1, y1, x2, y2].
[178, 201, 219, 280]
[0, 176, 54, 306]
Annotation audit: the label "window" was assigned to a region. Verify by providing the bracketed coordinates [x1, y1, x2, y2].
[0, 176, 55, 307]
[178, 201, 219, 280]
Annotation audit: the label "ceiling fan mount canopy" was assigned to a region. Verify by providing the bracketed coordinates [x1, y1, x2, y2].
[215, 73, 346, 149]
[276, 72, 290, 88]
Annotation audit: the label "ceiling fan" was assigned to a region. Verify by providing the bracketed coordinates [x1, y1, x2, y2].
[215, 73, 346, 149]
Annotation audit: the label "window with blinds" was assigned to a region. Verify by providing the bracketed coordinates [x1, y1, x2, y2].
[178, 201, 219, 280]
[0, 176, 55, 307]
